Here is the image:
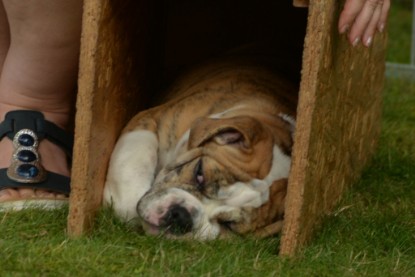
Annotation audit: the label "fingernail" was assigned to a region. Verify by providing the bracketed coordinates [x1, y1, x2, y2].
[365, 36, 373, 47]
[340, 24, 349, 34]
[378, 23, 385, 33]
[352, 37, 360, 47]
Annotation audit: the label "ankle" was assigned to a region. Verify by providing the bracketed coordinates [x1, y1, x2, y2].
[0, 103, 72, 130]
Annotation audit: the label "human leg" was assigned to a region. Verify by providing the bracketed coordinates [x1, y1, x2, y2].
[0, 0, 83, 204]
[0, 1, 9, 74]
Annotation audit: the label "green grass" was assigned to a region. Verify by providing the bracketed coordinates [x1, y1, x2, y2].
[387, 0, 413, 63]
[1, 3, 415, 277]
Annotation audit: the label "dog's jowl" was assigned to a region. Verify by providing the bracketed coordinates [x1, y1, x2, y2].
[104, 60, 298, 239]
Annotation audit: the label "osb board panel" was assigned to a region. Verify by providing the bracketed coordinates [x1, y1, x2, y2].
[68, 0, 163, 236]
[280, 1, 386, 255]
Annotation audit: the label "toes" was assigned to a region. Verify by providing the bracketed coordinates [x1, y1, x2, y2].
[36, 190, 67, 200]
[55, 193, 67, 199]
[0, 188, 19, 201]
[35, 189, 56, 199]
[0, 188, 68, 202]
[19, 188, 38, 198]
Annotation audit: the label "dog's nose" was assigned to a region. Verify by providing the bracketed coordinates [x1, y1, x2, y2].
[163, 204, 193, 235]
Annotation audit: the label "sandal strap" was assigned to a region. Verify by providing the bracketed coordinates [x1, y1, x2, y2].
[0, 110, 73, 156]
[0, 110, 72, 195]
[0, 169, 70, 195]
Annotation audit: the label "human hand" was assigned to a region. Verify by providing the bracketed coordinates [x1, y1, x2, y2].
[338, 0, 390, 47]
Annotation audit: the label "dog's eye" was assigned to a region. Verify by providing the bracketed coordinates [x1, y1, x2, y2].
[219, 220, 233, 229]
[194, 159, 204, 191]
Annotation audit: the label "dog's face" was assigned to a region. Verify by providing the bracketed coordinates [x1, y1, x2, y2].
[137, 115, 293, 239]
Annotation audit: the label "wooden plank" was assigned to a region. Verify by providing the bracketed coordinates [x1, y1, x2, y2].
[280, 1, 386, 256]
[67, 0, 163, 236]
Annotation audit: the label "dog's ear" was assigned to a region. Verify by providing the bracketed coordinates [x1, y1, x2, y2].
[188, 116, 264, 149]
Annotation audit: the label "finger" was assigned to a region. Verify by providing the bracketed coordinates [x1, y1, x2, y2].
[338, 0, 365, 33]
[348, 0, 383, 45]
[377, 0, 390, 32]
[362, 3, 382, 46]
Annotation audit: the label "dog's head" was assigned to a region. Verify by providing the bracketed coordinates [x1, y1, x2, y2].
[137, 114, 294, 239]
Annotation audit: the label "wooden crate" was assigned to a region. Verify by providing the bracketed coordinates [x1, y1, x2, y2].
[67, 0, 387, 256]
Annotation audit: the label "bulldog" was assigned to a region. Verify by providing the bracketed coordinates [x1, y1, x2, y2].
[104, 59, 297, 239]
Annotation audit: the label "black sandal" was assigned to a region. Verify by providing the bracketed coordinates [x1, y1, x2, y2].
[0, 110, 73, 210]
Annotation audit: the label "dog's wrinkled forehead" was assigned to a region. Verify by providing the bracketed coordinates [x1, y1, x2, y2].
[152, 148, 243, 200]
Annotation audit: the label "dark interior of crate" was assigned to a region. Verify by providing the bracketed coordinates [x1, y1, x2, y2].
[118, 0, 308, 106]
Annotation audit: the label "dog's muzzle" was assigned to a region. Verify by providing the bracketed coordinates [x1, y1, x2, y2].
[136, 187, 206, 237]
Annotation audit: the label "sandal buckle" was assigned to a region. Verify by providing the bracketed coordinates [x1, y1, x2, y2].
[7, 129, 47, 183]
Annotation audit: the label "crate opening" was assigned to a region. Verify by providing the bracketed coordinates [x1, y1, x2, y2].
[135, 0, 308, 106]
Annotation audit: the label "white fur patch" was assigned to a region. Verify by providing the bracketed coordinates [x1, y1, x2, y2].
[263, 145, 291, 184]
[278, 113, 296, 139]
[159, 129, 190, 169]
[217, 182, 263, 207]
[209, 105, 247, 119]
[217, 145, 291, 208]
[194, 198, 236, 240]
[104, 130, 158, 221]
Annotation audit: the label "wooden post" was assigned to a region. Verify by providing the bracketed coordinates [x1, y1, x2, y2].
[68, 0, 163, 236]
[280, 1, 386, 255]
